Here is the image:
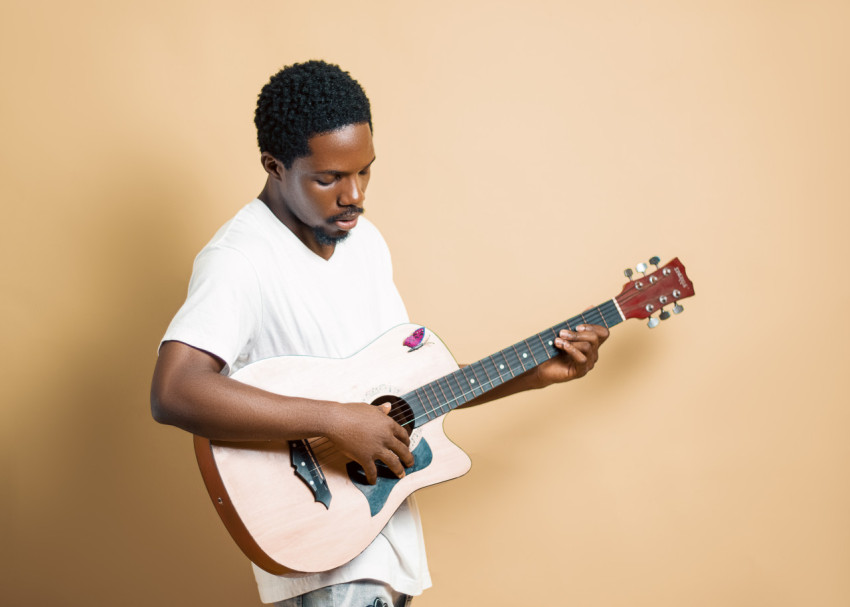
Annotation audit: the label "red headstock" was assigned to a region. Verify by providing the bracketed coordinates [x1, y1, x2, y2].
[615, 257, 695, 326]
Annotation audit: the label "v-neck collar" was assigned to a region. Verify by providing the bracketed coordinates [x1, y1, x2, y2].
[252, 199, 352, 265]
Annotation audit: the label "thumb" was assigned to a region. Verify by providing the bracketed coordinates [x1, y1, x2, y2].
[377, 402, 391, 415]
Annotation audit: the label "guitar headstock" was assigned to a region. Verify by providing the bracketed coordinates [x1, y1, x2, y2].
[616, 257, 695, 327]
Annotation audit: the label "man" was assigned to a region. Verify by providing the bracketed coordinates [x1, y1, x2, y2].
[151, 60, 608, 607]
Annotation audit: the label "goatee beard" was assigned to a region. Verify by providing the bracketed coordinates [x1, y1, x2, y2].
[312, 226, 352, 247]
[313, 208, 364, 246]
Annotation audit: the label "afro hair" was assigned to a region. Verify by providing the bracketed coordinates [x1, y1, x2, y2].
[255, 60, 372, 168]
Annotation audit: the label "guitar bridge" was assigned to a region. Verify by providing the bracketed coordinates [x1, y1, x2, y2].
[290, 439, 332, 509]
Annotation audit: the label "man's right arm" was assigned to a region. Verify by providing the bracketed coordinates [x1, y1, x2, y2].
[150, 340, 413, 483]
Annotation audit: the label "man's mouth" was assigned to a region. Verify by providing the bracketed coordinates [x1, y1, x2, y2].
[329, 209, 363, 231]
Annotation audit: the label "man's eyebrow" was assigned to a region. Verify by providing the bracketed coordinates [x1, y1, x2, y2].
[314, 156, 376, 175]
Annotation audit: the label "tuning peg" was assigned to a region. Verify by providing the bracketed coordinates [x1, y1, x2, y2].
[647, 316, 660, 328]
[636, 262, 648, 275]
[659, 310, 671, 321]
[673, 303, 684, 314]
[649, 256, 661, 269]
[624, 268, 634, 281]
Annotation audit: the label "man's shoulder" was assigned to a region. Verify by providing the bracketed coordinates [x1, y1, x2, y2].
[197, 199, 297, 263]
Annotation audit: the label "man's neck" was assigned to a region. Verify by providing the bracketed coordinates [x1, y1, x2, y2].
[258, 183, 336, 260]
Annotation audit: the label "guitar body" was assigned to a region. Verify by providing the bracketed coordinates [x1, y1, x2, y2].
[193, 323, 473, 576]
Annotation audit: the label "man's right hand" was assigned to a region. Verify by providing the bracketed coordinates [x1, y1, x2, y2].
[325, 401, 414, 485]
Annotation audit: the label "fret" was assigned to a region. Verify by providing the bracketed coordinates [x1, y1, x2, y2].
[483, 354, 506, 386]
[534, 333, 552, 360]
[416, 384, 438, 420]
[432, 377, 451, 415]
[409, 392, 434, 426]
[600, 300, 622, 326]
[522, 337, 540, 366]
[447, 368, 470, 406]
[473, 359, 495, 392]
[461, 365, 484, 399]
[581, 307, 604, 327]
[426, 381, 446, 416]
[534, 332, 553, 363]
[501, 346, 523, 376]
[511, 343, 533, 373]
[439, 373, 459, 406]
[496, 349, 516, 378]
[438, 375, 461, 411]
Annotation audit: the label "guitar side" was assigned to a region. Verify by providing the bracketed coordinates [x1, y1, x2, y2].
[194, 324, 473, 575]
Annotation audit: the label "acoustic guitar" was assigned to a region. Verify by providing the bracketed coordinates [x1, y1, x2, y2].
[194, 256, 695, 575]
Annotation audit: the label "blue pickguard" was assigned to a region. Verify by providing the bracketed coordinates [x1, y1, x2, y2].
[346, 439, 433, 516]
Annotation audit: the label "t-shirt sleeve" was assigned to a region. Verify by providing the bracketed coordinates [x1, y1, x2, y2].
[161, 245, 262, 375]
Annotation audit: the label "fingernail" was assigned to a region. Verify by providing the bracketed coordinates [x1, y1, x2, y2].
[560, 330, 575, 338]
[555, 338, 564, 347]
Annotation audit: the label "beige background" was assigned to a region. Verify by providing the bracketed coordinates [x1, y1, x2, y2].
[3, 1, 848, 606]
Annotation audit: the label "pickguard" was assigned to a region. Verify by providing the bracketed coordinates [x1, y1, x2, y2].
[346, 439, 433, 516]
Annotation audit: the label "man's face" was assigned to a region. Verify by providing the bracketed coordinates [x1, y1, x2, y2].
[277, 122, 375, 247]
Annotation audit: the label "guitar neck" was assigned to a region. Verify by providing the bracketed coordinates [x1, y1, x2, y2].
[402, 299, 624, 428]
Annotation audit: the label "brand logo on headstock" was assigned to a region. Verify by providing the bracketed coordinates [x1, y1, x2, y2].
[674, 267, 688, 289]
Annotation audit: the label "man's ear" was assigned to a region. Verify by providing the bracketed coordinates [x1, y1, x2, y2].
[260, 152, 285, 181]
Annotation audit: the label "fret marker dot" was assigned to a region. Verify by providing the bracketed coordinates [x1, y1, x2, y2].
[470, 379, 476, 384]
[548, 340, 553, 346]
[499, 364, 505, 370]
[522, 353, 528, 358]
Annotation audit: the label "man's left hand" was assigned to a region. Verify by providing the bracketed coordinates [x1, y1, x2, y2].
[534, 324, 609, 388]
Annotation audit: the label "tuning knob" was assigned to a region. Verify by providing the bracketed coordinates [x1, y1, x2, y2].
[624, 268, 634, 281]
[649, 256, 661, 269]
[647, 317, 660, 329]
[636, 262, 648, 274]
[673, 303, 684, 314]
[659, 310, 671, 321]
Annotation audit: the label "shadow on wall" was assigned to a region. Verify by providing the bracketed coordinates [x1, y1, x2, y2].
[6, 148, 258, 606]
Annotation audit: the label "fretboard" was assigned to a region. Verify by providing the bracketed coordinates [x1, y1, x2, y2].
[402, 299, 624, 429]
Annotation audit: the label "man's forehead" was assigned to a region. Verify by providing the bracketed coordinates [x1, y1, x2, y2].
[298, 123, 375, 171]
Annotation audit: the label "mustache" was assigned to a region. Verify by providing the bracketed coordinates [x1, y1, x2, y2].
[327, 207, 365, 223]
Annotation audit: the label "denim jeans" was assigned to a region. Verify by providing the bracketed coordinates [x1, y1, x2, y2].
[273, 581, 412, 607]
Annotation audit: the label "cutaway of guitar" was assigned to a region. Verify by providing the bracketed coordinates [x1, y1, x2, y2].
[193, 257, 695, 576]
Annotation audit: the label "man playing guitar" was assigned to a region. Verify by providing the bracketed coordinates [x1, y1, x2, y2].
[151, 60, 608, 607]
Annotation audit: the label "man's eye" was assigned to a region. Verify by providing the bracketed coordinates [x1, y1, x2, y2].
[315, 177, 335, 186]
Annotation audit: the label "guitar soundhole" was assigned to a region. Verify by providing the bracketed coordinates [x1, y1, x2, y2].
[371, 395, 414, 436]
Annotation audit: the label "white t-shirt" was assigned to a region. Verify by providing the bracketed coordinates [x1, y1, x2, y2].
[162, 199, 431, 603]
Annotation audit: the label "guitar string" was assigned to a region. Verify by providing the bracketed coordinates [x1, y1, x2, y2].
[301, 295, 638, 466]
[295, 285, 681, 476]
[304, 301, 613, 462]
[301, 298, 626, 467]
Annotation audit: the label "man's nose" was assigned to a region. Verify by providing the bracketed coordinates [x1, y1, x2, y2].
[339, 174, 366, 207]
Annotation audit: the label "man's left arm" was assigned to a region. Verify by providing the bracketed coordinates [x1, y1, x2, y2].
[460, 324, 609, 408]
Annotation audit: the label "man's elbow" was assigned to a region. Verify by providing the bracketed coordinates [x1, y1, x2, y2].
[150, 369, 189, 428]
[150, 384, 175, 426]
